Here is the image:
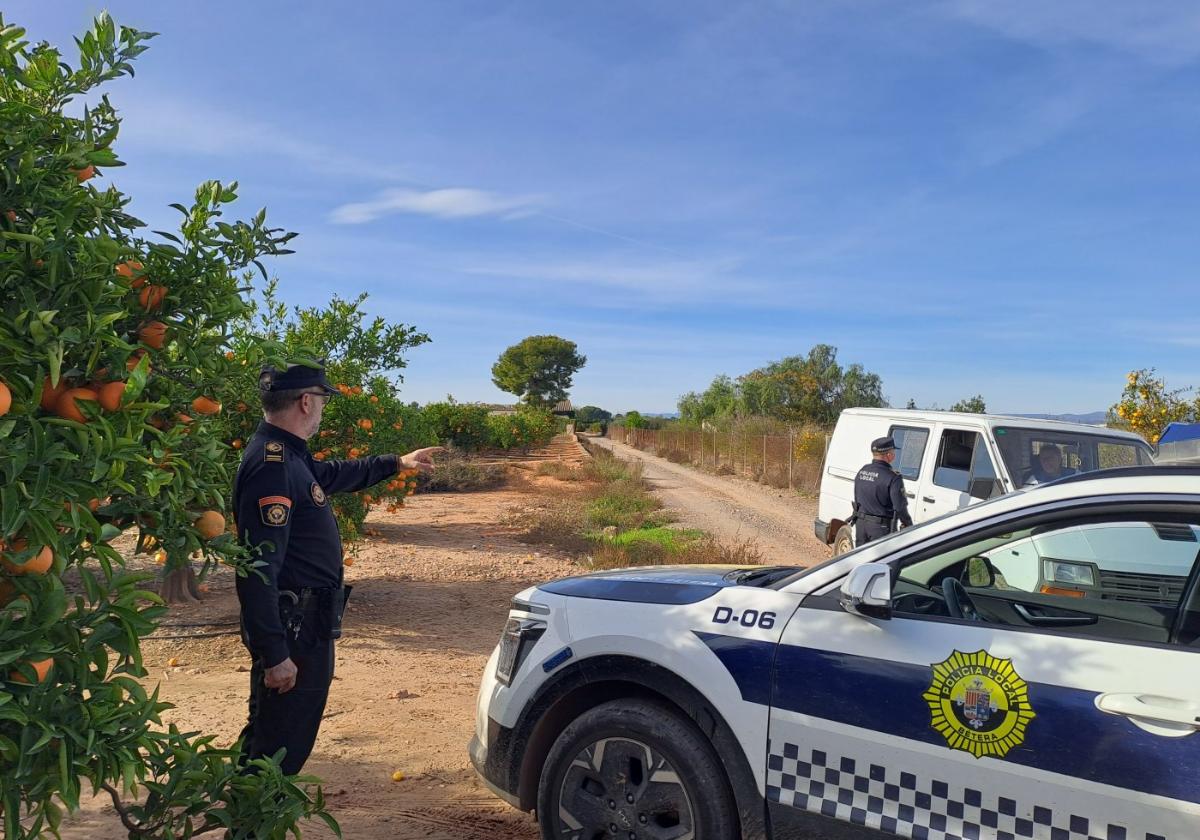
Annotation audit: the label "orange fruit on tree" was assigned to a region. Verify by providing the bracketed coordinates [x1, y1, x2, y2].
[40, 376, 66, 411]
[126, 350, 150, 372]
[231, 438, 243, 449]
[138, 284, 167, 310]
[176, 413, 193, 425]
[370, 395, 379, 404]
[358, 419, 373, 430]
[139, 320, 168, 349]
[313, 451, 326, 461]
[72, 164, 95, 181]
[56, 387, 98, 423]
[191, 396, 221, 416]
[9, 657, 53, 685]
[349, 447, 361, 458]
[97, 381, 126, 412]
[115, 259, 143, 279]
[1, 540, 53, 576]
[0, 381, 10, 417]
[224, 351, 235, 361]
[195, 511, 226, 540]
[153, 549, 167, 565]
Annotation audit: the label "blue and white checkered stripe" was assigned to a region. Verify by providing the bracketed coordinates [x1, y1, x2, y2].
[767, 740, 1167, 840]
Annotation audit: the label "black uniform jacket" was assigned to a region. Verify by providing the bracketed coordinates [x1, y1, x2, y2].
[853, 458, 913, 528]
[233, 422, 399, 667]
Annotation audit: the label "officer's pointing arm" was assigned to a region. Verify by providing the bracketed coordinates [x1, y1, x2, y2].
[891, 473, 913, 528]
[309, 453, 402, 495]
[235, 463, 294, 669]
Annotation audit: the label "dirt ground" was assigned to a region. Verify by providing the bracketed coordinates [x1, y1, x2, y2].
[59, 438, 830, 839]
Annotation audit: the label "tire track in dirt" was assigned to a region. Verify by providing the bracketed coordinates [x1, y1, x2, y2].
[587, 436, 830, 567]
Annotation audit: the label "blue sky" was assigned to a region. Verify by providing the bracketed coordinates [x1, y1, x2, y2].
[14, 1, 1200, 414]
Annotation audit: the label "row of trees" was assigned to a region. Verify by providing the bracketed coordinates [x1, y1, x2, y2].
[677, 344, 885, 426]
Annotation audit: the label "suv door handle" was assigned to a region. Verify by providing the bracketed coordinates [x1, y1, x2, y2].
[922, 496, 935, 504]
[1012, 603, 1095, 626]
[1096, 693, 1200, 734]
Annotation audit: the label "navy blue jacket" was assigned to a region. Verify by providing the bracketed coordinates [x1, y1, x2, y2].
[853, 458, 913, 528]
[233, 421, 399, 667]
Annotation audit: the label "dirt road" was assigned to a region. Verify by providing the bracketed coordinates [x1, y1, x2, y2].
[587, 435, 830, 567]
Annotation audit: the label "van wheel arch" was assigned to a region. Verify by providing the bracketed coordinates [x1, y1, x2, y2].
[514, 655, 767, 840]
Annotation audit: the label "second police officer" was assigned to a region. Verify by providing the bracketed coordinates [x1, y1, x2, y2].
[233, 361, 443, 775]
[852, 436, 913, 546]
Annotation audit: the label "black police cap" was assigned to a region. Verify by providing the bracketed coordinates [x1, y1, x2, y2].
[258, 360, 339, 395]
[871, 436, 897, 453]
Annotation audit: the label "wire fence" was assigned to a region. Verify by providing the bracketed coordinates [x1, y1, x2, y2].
[606, 424, 830, 494]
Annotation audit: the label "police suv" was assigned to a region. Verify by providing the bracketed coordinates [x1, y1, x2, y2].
[471, 466, 1200, 840]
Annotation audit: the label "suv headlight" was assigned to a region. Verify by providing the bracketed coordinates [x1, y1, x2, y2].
[495, 618, 546, 686]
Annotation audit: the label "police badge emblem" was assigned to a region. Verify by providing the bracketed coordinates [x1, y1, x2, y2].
[923, 650, 1035, 759]
[311, 482, 326, 506]
[258, 495, 292, 526]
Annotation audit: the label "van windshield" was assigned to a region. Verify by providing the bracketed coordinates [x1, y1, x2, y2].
[991, 427, 1154, 487]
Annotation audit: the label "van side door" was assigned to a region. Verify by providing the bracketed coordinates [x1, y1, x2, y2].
[915, 425, 1001, 521]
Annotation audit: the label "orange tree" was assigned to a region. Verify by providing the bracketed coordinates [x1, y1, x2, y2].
[1110, 369, 1199, 444]
[0, 15, 338, 837]
[217, 282, 434, 544]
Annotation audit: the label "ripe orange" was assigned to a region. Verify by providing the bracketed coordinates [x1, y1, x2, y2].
[1, 541, 53, 576]
[73, 164, 96, 182]
[370, 395, 379, 404]
[343, 556, 354, 567]
[126, 350, 150, 372]
[195, 511, 226, 540]
[40, 376, 66, 411]
[97, 381, 126, 412]
[9, 657, 53, 685]
[191, 396, 221, 416]
[139, 320, 168, 349]
[56, 388, 98, 423]
[224, 351, 235, 361]
[176, 413, 193, 425]
[313, 451, 326, 461]
[349, 447, 362, 458]
[153, 549, 167, 566]
[358, 419, 373, 430]
[231, 439, 243, 449]
[138, 284, 167, 310]
[0, 381, 10, 417]
[115, 260, 143, 279]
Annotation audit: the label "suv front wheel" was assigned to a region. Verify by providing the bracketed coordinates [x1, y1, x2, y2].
[537, 698, 737, 840]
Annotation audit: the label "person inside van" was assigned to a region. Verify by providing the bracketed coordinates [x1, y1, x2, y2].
[1025, 443, 1077, 485]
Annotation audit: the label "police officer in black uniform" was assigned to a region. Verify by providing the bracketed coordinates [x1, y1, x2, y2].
[233, 361, 442, 775]
[852, 436, 913, 546]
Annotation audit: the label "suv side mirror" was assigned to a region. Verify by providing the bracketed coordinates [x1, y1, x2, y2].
[840, 565, 892, 620]
[968, 477, 1000, 500]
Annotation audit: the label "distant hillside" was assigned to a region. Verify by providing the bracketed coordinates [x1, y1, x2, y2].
[1008, 411, 1108, 425]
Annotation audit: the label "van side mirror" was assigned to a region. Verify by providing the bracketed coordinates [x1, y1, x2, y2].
[968, 477, 1000, 500]
[840, 565, 892, 620]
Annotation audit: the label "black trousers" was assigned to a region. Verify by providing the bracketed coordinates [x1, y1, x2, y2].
[238, 629, 335, 776]
[855, 520, 892, 546]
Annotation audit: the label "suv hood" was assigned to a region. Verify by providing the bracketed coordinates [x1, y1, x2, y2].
[537, 564, 782, 605]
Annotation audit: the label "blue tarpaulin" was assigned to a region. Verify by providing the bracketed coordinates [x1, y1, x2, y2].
[1159, 423, 1200, 445]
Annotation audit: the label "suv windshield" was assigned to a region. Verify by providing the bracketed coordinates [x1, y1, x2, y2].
[992, 426, 1154, 487]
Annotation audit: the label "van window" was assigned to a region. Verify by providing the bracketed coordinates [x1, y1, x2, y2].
[888, 426, 929, 480]
[932, 429, 979, 492]
[992, 427, 1154, 486]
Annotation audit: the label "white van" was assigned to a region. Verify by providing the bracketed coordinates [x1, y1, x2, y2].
[815, 408, 1154, 554]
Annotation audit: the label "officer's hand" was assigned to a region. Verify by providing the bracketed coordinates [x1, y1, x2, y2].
[400, 446, 445, 474]
[264, 657, 298, 693]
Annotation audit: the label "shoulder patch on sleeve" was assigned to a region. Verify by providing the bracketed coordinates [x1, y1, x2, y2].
[264, 441, 286, 463]
[259, 496, 292, 526]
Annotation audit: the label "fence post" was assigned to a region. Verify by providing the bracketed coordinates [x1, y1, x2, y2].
[762, 434, 767, 484]
[788, 428, 794, 490]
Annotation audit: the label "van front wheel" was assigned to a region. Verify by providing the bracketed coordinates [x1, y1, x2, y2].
[833, 525, 854, 556]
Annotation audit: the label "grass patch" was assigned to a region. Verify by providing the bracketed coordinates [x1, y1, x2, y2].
[423, 457, 507, 492]
[535, 461, 581, 481]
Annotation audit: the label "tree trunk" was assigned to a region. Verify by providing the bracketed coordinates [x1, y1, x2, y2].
[160, 565, 202, 604]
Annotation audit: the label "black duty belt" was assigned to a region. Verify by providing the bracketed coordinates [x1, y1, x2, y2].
[278, 587, 334, 612]
[858, 513, 895, 524]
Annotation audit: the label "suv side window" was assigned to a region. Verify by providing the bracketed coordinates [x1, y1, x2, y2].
[888, 425, 929, 481]
[894, 518, 1200, 646]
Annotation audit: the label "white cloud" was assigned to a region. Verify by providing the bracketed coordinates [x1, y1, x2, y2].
[329, 188, 544, 224]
